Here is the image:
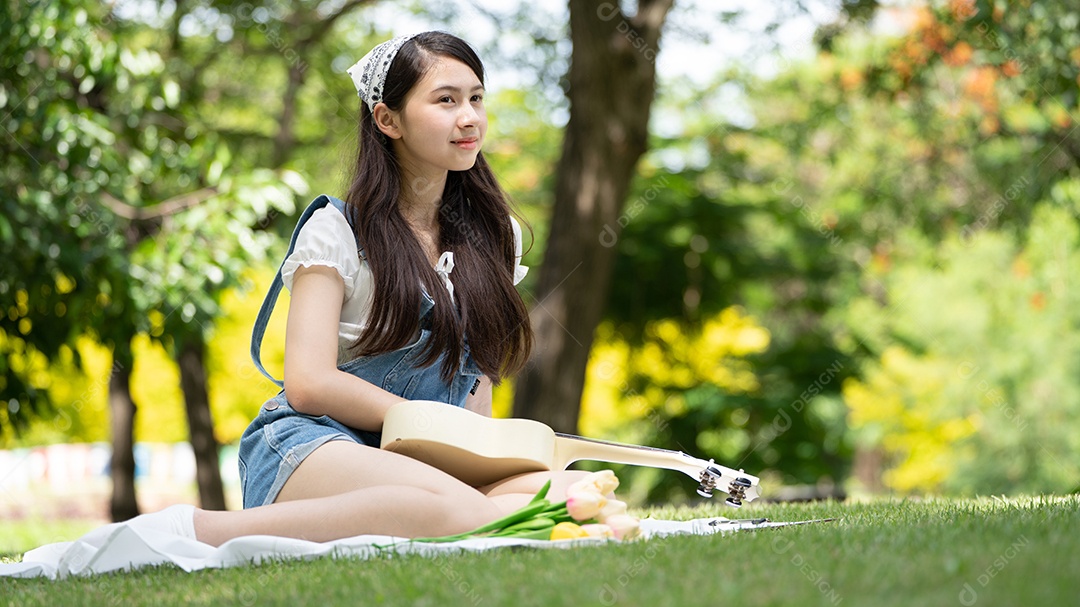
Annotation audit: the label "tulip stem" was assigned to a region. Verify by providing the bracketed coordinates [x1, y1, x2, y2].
[414, 480, 556, 543]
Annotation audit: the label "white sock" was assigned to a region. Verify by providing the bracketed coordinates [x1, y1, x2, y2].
[127, 504, 198, 540]
[73, 504, 198, 548]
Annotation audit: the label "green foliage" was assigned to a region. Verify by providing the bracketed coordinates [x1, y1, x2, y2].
[580, 308, 780, 504]
[857, 1, 1080, 225]
[0, 265, 287, 448]
[814, 1, 1080, 494]
[1, 0, 132, 427]
[483, 88, 564, 274]
[587, 0, 1080, 497]
[595, 72, 858, 493]
[845, 201, 1080, 494]
[1, 0, 303, 434]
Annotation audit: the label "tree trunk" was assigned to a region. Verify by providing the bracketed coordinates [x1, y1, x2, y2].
[108, 347, 139, 522]
[852, 446, 885, 493]
[512, 0, 674, 433]
[271, 61, 305, 168]
[177, 336, 227, 510]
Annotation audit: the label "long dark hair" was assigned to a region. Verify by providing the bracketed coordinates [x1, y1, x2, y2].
[343, 31, 532, 383]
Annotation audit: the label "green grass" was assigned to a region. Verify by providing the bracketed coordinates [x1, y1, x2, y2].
[3, 496, 1078, 607]
[1, 518, 103, 556]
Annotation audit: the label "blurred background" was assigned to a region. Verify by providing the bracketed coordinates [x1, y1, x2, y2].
[2, 0, 1078, 534]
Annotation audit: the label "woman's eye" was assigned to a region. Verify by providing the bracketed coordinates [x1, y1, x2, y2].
[471, 95, 484, 103]
[439, 96, 454, 103]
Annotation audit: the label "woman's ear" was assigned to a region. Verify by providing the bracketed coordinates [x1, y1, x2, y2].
[372, 103, 402, 140]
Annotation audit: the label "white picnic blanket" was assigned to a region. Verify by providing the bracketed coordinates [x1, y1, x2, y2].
[0, 517, 812, 580]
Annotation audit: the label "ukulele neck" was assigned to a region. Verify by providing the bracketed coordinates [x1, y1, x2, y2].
[552, 433, 702, 482]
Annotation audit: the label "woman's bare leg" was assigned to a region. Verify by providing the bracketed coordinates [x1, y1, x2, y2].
[190, 442, 612, 546]
[194, 485, 495, 545]
[193, 441, 504, 546]
[478, 470, 594, 512]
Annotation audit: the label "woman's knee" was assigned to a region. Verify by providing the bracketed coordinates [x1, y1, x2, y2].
[426, 492, 501, 535]
[479, 469, 579, 498]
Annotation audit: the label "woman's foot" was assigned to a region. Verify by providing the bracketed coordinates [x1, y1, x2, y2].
[77, 504, 199, 547]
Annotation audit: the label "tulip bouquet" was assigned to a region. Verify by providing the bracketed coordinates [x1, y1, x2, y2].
[417, 470, 641, 543]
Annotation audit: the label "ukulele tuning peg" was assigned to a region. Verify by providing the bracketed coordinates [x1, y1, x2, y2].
[697, 468, 718, 499]
[724, 477, 751, 508]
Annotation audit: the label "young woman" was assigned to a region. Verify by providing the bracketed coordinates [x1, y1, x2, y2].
[158, 31, 594, 546]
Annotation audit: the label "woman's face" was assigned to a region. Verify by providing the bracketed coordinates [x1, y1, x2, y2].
[388, 56, 487, 180]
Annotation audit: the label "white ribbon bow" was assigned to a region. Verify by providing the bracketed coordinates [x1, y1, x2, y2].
[435, 251, 455, 303]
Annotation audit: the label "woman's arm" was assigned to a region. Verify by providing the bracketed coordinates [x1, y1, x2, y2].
[283, 264, 404, 430]
[465, 376, 492, 417]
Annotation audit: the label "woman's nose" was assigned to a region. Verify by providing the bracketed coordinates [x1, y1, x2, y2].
[458, 104, 481, 127]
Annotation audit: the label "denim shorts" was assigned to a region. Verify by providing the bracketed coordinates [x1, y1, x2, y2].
[237, 392, 384, 509]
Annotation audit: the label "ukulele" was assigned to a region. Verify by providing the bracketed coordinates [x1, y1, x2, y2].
[380, 400, 761, 507]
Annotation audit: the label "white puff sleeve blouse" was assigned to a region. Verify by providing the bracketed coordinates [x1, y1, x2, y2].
[281, 205, 529, 363]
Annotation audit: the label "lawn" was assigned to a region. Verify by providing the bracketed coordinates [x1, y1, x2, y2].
[2, 495, 1077, 606]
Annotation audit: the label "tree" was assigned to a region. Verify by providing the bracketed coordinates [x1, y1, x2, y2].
[843, 201, 1080, 494]
[586, 0, 1080, 495]
[599, 154, 853, 496]
[831, 0, 1080, 493]
[513, 0, 675, 433]
[858, 1, 1080, 227]
[2, 0, 303, 517]
[2, 0, 145, 519]
[1, 1, 124, 434]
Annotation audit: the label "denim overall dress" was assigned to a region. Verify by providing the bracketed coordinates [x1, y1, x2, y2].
[238, 194, 483, 509]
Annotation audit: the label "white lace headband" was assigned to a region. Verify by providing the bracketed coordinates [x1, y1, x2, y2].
[346, 34, 420, 113]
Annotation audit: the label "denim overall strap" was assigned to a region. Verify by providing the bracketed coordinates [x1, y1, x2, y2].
[250, 194, 356, 386]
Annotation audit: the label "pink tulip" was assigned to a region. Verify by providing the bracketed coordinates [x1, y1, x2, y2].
[566, 490, 607, 521]
[604, 514, 642, 541]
